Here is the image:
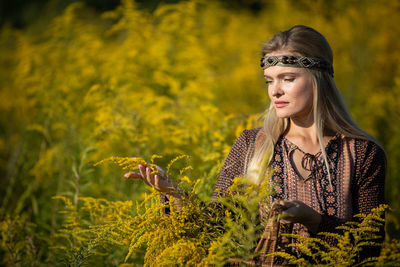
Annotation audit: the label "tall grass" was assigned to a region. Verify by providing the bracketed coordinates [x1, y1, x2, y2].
[0, 0, 399, 265]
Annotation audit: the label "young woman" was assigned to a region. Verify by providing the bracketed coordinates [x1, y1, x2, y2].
[214, 25, 386, 262]
[125, 25, 386, 262]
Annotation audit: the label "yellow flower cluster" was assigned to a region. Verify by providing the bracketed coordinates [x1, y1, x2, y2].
[94, 156, 155, 171]
[0, 0, 400, 265]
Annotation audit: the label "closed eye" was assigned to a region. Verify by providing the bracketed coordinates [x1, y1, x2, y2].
[284, 78, 295, 82]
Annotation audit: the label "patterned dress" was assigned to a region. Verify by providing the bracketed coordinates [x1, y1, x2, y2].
[214, 128, 386, 260]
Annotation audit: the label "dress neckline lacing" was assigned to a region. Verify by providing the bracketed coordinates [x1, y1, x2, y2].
[281, 133, 341, 181]
[282, 133, 340, 157]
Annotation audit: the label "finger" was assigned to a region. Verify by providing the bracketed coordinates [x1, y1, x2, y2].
[282, 206, 298, 218]
[128, 170, 152, 187]
[272, 200, 292, 212]
[271, 200, 280, 209]
[154, 175, 160, 189]
[124, 172, 142, 179]
[154, 175, 163, 191]
[135, 164, 152, 186]
[271, 201, 285, 212]
[139, 164, 147, 178]
[280, 217, 295, 224]
[146, 167, 155, 186]
[277, 200, 288, 208]
[281, 200, 297, 209]
[291, 200, 306, 206]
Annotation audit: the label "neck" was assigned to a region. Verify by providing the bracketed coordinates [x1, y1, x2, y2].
[284, 115, 336, 154]
[285, 114, 319, 144]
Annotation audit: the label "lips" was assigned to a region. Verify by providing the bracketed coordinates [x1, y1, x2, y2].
[274, 101, 289, 108]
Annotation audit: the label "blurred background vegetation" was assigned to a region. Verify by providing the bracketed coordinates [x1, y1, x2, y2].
[0, 0, 399, 265]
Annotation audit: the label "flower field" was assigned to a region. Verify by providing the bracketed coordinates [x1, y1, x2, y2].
[1, 0, 400, 265]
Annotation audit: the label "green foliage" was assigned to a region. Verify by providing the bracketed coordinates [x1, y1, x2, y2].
[268, 205, 397, 266]
[94, 156, 160, 176]
[377, 238, 400, 266]
[202, 175, 273, 266]
[0, 216, 40, 266]
[52, 168, 400, 266]
[51, 156, 272, 266]
[1, 0, 400, 265]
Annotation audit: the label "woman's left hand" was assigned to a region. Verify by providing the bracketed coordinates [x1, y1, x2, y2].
[276, 200, 322, 234]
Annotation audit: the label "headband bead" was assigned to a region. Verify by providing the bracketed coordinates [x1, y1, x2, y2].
[260, 54, 334, 77]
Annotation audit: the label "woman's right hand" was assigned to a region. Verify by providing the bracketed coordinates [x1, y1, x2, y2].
[124, 163, 182, 199]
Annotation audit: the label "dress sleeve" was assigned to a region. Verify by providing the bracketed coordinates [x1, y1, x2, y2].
[316, 139, 386, 259]
[352, 140, 386, 216]
[212, 129, 259, 198]
[353, 140, 386, 258]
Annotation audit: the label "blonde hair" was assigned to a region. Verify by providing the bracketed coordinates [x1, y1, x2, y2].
[246, 25, 374, 184]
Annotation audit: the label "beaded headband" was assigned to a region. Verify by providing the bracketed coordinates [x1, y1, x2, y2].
[260, 55, 334, 77]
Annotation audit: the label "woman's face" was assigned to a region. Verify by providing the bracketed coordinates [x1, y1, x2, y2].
[264, 51, 314, 120]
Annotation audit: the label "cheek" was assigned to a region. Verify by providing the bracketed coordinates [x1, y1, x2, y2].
[293, 81, 313, 103]
[267, 87, 273, 99]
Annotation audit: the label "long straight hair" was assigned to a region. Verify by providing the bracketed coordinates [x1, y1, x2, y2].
[246, 25, 374, 184]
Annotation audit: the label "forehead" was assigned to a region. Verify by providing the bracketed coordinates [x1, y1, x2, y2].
[263, 65, 307, 78]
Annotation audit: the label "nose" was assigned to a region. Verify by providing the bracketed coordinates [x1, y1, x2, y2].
[269, 81, 283, 98]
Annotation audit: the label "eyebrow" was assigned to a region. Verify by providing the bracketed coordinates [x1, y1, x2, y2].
[264, 72, 299, 79]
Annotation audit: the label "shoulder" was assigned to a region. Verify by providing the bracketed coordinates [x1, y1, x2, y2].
[226, 128, 262, 162]
[352, 138, 386, 163]
[237, 127, 262, 145]
[218, 128, 262, 178]
[344, 137, 387, 182]
[340, 135, 385, 159]
[239, 127, 262, 140]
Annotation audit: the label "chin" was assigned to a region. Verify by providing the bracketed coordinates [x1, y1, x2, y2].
[275, 111, 291, 119]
